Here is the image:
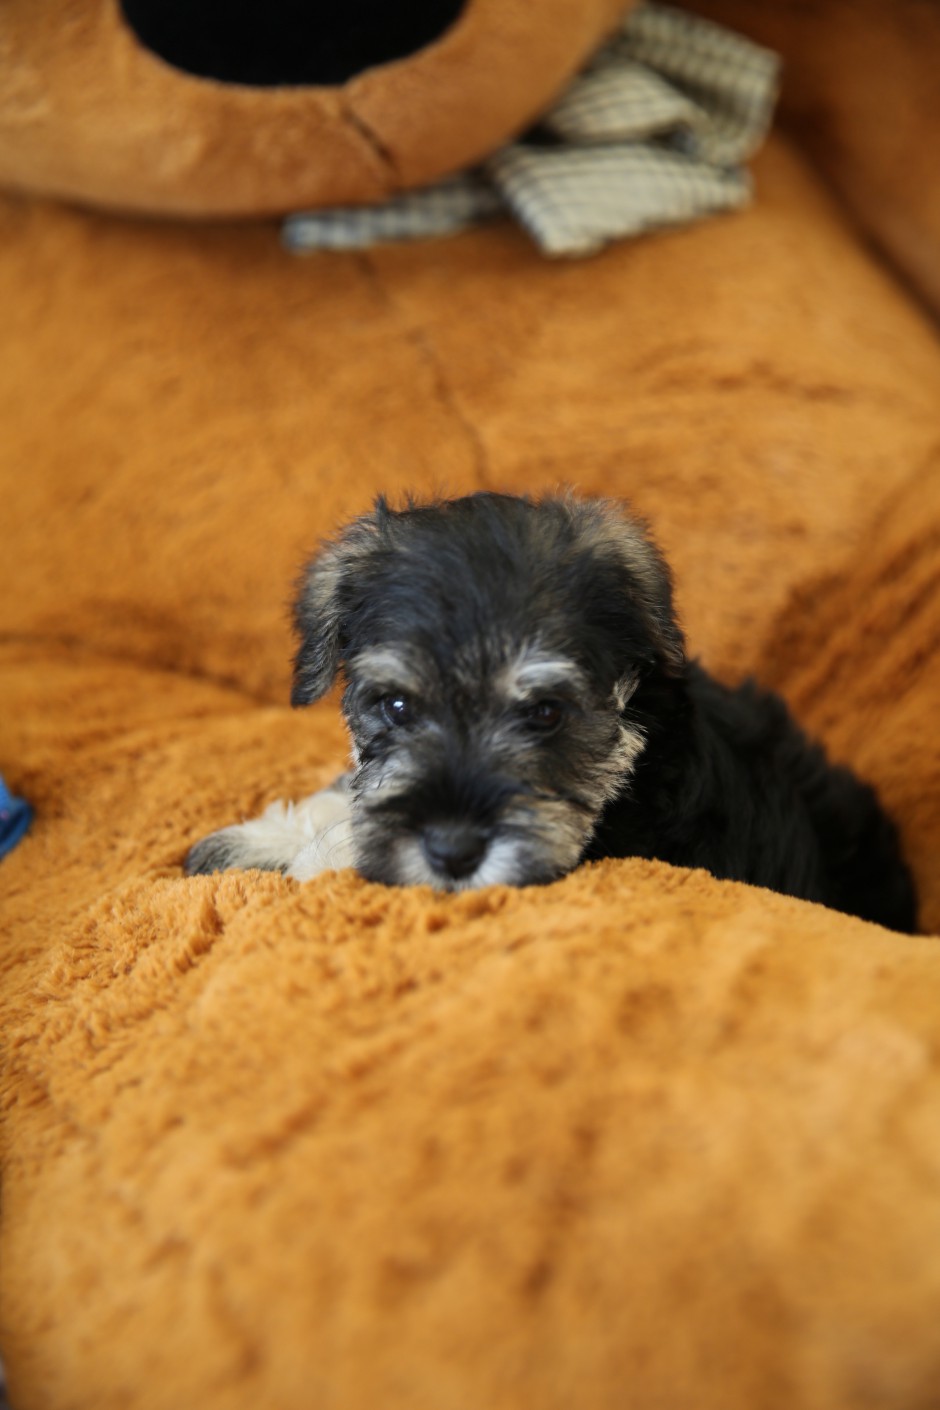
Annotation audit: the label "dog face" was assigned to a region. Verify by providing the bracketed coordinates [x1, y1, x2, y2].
[292, 493, 685, 890]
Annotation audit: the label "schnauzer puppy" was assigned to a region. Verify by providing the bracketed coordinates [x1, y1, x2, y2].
[186, 492, 917, 932]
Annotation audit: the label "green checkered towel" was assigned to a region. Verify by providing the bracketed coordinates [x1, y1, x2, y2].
[283, 4, 780, 259]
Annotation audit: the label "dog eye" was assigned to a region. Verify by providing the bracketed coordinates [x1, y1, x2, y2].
[379, 694, 413, 727]
[518, 699, 565, 734]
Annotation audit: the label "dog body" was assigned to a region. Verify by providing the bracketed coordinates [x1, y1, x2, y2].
[186, 492, 917, 932]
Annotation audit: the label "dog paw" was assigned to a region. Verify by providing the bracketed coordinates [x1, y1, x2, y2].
[184, 828, 248, 877]
[184, 780, 355, 880]
[283, 788, 355, 881]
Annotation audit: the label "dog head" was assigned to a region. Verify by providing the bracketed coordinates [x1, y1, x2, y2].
[292, 492, 685, 890]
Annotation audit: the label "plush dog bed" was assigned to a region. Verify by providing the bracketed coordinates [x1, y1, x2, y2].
[2, 7, 940, 1409]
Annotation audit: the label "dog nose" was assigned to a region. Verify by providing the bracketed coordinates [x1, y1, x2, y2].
[422, 822, 488, 880]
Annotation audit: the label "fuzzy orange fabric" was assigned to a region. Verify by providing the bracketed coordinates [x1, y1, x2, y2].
[2, 135, 940, 1409]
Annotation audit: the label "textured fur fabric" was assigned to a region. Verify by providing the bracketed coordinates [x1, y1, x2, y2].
[2, 133, 940, 1410]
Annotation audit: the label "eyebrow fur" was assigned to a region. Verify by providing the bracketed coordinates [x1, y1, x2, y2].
[496, 648, 588, 703]
[347, 648, 427, 695]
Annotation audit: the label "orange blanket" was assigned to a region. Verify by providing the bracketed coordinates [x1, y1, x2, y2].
[2, 138, 940, 1408]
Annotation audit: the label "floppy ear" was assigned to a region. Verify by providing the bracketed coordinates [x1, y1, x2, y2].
[563, 495, 686, 677]
[290, 543, 348, 706]
[616, 515, 686, 676]
[290, 505, 385, 707]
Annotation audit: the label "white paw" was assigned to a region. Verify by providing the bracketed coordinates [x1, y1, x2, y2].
[283, 786, 356, 881]
[185, 775, 355, 879]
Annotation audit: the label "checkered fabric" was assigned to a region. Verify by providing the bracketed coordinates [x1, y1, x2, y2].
[282, 4, 780, 259]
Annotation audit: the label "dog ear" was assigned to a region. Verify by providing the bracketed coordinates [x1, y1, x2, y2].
[290, 542, 348, 706]
[564, 495, 686, 676]
[290, 504, 386, 706]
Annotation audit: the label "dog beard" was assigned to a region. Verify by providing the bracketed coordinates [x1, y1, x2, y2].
[351, 774, 598, 892]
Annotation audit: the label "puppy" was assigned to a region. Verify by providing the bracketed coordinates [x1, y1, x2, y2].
[186, 492, 917, 931]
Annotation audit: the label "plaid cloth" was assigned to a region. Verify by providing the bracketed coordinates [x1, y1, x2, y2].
[283, 4, 780, 259]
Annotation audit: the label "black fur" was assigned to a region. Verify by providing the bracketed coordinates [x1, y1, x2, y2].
[184, 831, 246, 878]
[586, 665, 917, 930]
[289, 491, 917, 930]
